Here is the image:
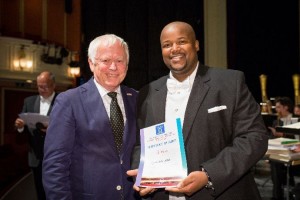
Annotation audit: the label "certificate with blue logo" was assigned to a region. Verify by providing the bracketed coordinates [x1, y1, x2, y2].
[135, 118, 187, 188]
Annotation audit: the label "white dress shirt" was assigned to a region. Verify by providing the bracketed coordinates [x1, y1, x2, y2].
[166, 63, 198, 200]
[40, 92, 55, 116]
[280, 114, 293, 125]
[93, 79, 127, 124]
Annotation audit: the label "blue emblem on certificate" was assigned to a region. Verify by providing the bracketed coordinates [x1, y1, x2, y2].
[155, 124, 165, 135]
[135, 118, 187, 188]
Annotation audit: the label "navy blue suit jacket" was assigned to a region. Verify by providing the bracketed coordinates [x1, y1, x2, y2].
[43, 78, 139, 200]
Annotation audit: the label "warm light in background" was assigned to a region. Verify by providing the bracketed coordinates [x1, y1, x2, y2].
[68, 51, 80, 77]
[13, 45, 33, 71]
[68, 67, 80, 77]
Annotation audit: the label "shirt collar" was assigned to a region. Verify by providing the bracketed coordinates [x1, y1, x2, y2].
[168, 61, 199, 89]
[280, 114, 293, 121]
[40, 92, 55, 103]
[93, 78, 121, 98]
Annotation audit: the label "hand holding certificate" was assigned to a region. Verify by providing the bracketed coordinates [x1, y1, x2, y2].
[135, 118, 187, 188]
[19, 113, 49, 129]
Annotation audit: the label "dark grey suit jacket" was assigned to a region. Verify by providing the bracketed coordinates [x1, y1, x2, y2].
[132, 64, 269, 200]
[20, 93, 57, 167]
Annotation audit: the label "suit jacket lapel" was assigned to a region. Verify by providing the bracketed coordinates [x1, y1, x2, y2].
[47, 93, 58, 116]
[152, 77, 168, 124]
[120, 86, 135, 156]
[150, 66, 210, 142]
[81, 79, 117, 154]
[34, 96, 40, 113]
[183, 65, 210, 141]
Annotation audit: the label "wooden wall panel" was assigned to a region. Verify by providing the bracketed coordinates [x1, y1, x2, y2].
[24, 0, 43, 40]
[0, 0, 21, 37]
[66, 0, 81, 51]
[47, 0, 64, 46]
[0, 0, 81, 52]
[4, 89, 37, 135]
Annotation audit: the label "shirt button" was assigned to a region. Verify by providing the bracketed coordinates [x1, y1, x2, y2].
[116, 185, 122, 190]
[175, 108, 178, 112]
[120, 160, 123, 164]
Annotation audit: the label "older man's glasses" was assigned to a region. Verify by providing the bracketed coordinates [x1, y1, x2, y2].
[37, 84, 52, 90]
[93, 58, 126, 67]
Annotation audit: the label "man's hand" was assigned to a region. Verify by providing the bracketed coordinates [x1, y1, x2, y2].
[165, 171, 208, 196]
[268, 127, 284, 137]
[293, 145, 300, 152]
[15, 118, 25, 129]
[126, 169, 157, 196]
[41, 123, 48, 134]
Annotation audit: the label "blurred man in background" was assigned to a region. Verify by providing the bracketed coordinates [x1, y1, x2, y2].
[15, 71, 57, 200]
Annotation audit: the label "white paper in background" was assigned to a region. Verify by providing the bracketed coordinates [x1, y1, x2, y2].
[19, 113, 49, 129]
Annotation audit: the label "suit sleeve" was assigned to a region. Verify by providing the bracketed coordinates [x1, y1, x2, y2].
[42, 92, 75, 200]
[201, 71, 269, 196]
[130, 84, 150, 170]
[130, 94, 143, 170]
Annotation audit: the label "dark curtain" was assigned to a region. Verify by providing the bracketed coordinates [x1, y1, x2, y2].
[81, 0, 204, 90]
[81, 0, 300, 102]
[227, 0, 300, 102]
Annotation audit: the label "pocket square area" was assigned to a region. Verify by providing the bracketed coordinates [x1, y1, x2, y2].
[208, 105, 227, 113]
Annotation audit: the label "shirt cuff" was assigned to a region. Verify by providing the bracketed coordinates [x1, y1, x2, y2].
[17, 127, 24, 132]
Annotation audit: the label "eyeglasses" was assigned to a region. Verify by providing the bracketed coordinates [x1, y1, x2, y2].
[93, 58, 126, 67]
[37, 85, 52, 90]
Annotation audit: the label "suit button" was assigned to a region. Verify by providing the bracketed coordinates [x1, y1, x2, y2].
[116, 185, 122, 190]
[120, 159, 123, 164]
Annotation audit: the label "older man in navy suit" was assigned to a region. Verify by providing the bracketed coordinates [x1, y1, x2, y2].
[43, 34, 139, 200]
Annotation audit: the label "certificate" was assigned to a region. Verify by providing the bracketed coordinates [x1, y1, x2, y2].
[135, 118, 187, 188]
